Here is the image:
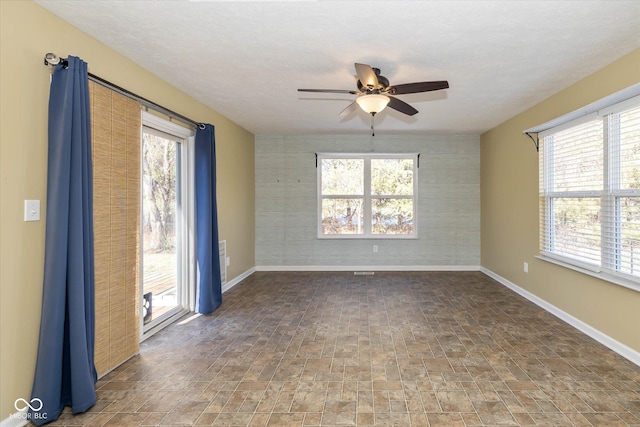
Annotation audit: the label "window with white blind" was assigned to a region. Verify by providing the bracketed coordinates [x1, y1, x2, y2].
[539, 95, 640, 283]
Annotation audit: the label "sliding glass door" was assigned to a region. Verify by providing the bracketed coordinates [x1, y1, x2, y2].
[141, 114, 194, 335]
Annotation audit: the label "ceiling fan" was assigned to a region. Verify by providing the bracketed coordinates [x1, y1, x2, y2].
[298, 63, 449, 118]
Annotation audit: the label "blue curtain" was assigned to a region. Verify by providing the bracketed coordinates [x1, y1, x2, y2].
[29, 56, 97, 424]
[195, 124, 222, 314]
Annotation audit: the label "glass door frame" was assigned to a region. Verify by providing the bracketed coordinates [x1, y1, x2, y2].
[140, 112, 195, 340]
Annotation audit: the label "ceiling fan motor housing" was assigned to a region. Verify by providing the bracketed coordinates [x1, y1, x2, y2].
[357, 73, 389, 93]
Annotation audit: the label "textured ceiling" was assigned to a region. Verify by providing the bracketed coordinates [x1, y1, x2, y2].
[35, 1, 640, 136]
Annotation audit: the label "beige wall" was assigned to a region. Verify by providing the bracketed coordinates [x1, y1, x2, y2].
[481, 49, 640, 354]
[0, 1, 255, 420]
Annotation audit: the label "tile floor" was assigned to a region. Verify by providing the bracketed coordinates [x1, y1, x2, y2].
[45, 271, 640, 426]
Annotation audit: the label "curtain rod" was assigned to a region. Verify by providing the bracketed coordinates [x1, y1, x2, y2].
[44, 53, 205, 129]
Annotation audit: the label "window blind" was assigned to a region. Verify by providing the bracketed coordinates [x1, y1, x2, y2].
[90, 81, 142, 377]
[603, 102, 640, 277]
[539, 96, 640, 280]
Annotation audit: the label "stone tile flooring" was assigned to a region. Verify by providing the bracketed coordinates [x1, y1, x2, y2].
[47, 271, 640, 426]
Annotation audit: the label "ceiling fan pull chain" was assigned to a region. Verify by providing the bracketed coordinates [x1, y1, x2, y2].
[371, 113, 375, 137]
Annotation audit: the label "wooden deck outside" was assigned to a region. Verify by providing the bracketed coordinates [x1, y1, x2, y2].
[142, 269, 177, 323]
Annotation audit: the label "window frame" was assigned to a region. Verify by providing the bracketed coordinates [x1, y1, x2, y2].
[538, 95, 640, 290]
[140, 112, 195, 340]
[317, 152, 418, 239]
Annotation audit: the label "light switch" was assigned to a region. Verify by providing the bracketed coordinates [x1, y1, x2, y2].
[24, 200, 40, 221]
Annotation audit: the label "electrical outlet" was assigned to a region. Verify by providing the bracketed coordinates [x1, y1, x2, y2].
[373, 245, 378, 253]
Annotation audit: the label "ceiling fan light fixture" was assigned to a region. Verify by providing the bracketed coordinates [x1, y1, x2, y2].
[356, 94, 390, 115]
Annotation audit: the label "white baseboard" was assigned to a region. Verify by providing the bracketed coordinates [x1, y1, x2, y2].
[0, 408, 28, 427]
[255, 265, 481, 272]
[480, 267, 640, 367]
[222, 267, 256, 293]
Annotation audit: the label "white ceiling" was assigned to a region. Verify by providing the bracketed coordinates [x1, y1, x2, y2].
[36, 1, 640, 136]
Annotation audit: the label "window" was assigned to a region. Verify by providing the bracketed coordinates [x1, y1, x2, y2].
[539, 96, 640, 282]
[318, 153, 417, 238]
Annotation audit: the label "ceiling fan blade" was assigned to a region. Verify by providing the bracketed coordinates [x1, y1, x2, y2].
[298, 88, 358, 94]
[354, 63, 379, 90]
[387, 96, 418, 116]
[339, 101, 359, 118]
[388, 81, 449, 95]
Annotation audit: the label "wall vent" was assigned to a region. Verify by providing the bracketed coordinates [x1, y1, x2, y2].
[219, 240, 227, 284]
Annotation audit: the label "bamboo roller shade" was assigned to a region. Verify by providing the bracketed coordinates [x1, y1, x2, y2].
[89, 81, 141, 377]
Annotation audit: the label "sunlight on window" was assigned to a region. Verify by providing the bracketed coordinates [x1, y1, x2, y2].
[319, 154, 416, 238]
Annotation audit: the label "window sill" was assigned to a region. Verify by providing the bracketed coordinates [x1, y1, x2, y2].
[535, 255, 640, 293]
[317, 235, 418, 240]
